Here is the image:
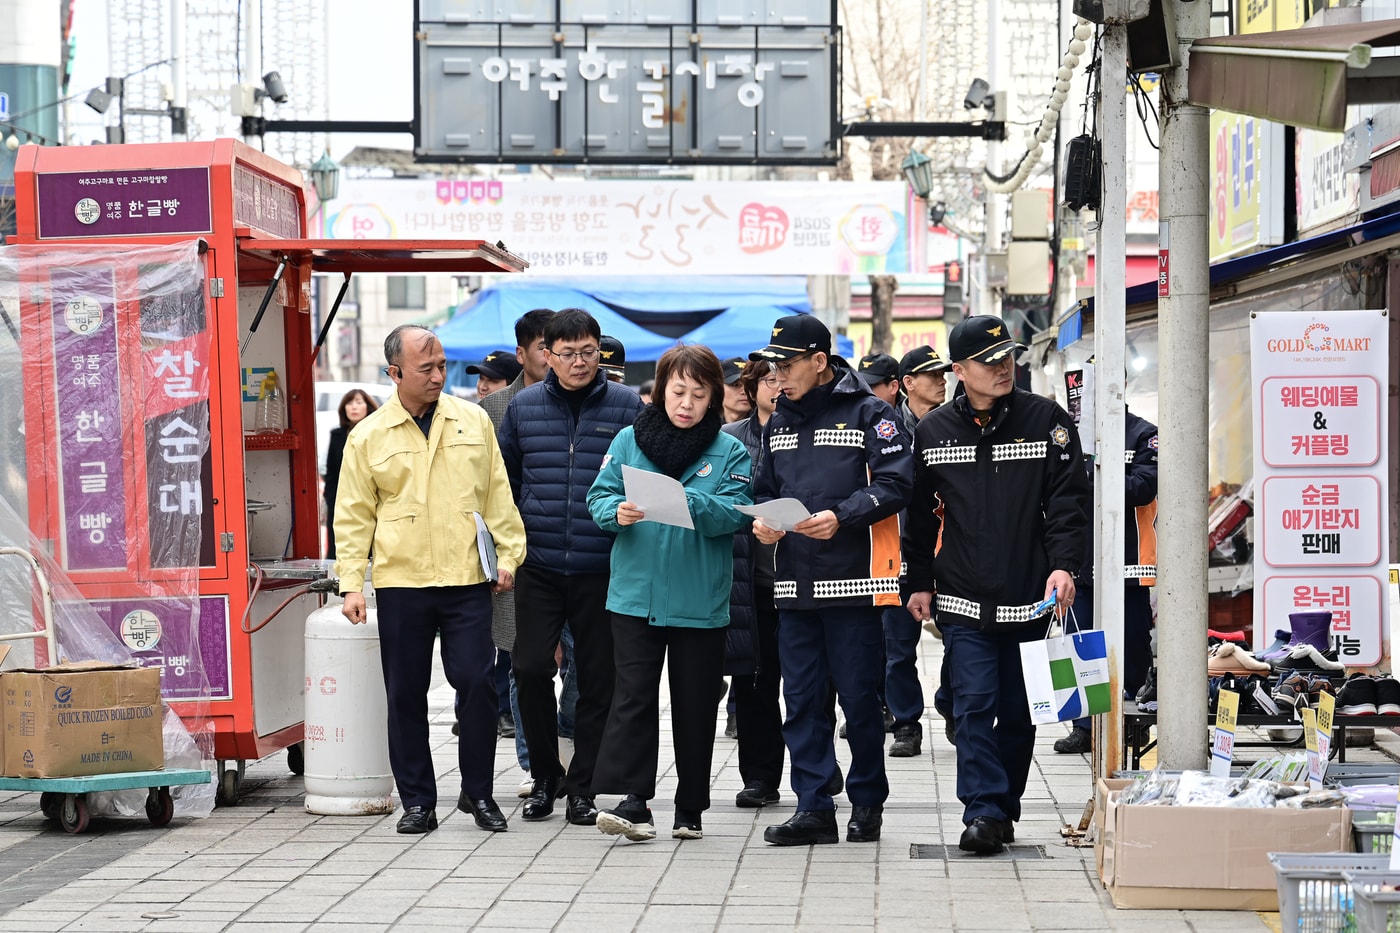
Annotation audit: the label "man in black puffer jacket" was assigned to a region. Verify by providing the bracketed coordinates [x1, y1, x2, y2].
[749, 314, 912, 847]
[498, 309, 644, 827]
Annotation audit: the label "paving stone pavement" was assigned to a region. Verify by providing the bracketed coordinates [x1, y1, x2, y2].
[0, 632, 1295, 931]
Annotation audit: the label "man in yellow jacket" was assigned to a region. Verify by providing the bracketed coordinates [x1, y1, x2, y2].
[335, 324, 527, 835]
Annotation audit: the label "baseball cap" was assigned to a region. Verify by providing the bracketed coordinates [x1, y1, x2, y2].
[466, 350, 523, 383]
[856, 353, 900, 384]
[749, 314, 832, 362]
[721, 357, 748, 385]
[899, 345, 951, 378]
[947, 315, 1026, 364]
[598, 335, 626, 376]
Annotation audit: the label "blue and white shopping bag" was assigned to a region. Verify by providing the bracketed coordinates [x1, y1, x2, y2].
[1019, 609, 1112, 725]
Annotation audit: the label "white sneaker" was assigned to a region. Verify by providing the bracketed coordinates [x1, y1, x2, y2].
[517, 777, 534, 798]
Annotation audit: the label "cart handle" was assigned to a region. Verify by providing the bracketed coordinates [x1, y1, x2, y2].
[0, 547, 59, 665]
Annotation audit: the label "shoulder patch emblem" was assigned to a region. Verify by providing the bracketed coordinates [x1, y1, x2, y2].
[1148, 434, 1159, 450]
[696, 462, 713, 477]
[1050, 425, 1070, 448]
[835, 422, 847, 430]
[601, 453, 613, 469]
[874, 418, 898, 440]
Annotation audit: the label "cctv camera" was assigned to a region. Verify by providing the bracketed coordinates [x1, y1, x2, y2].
[262, 71, 288, 104]
[964, 78, 992, 111]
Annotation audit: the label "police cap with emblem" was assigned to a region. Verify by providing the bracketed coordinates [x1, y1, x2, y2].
[598, 334, 627, 377]
[466, 349, 523, 382]
[947, 315, 1026, 365]
[748, 314, 832, 362]
[899, 344, 951, 378]
[720, 357, 747, 385]
[856, 352, 900, 385]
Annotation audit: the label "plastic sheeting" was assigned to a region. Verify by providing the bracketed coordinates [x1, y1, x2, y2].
[0, 240, 214, 818]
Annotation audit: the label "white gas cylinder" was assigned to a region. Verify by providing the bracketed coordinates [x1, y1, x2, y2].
[303, 595, 394, 815]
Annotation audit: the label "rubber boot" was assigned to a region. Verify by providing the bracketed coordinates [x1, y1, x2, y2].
[1287, 612, 1333, 654]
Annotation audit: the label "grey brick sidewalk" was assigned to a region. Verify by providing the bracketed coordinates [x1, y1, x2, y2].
[0, 634, 1277, 932]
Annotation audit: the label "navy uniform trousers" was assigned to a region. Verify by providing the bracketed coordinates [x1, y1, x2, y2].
[377, 583, 496, 810]
[941, 622, 1039, 825]
[778, 606, 889, 811]
[882, 605, 925, 732]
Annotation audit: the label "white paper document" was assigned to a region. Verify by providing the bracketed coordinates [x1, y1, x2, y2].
[474, 513, 498, 581]
[621, 464, 694, 530]
[735, 498, 812, 532]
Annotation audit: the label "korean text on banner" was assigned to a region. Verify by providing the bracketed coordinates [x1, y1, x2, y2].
[1020, 628, 1111, 725]
[1249, 311, 1391, 668]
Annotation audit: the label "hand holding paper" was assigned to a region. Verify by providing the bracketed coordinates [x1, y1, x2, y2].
[621, 464, 694, 530]
[736, 498, 813, 533]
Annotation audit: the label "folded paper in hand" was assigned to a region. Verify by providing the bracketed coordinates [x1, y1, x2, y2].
[474, 513, 497, 581]
[735, 498, 812, 532]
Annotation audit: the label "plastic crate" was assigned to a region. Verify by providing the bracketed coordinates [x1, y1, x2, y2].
[1270, 853, 1390, 933]
[1342, 871, 1400, 933]
[1355, 815, 1397, 855]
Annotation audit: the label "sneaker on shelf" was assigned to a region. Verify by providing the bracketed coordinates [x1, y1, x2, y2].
[1376, 677, 1400, 716]
[1336, 673, 1379, 716]
[1272, 671, 1310, 712]
[1249, 676, 1281, 716]
[1306, 674, 1337, 711]
[1275, 643, 1346, 674]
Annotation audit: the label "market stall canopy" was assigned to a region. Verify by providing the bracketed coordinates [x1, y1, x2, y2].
[237, 238, 527, 274]
[1188, 19, 1400, 131]
[435, 276, 851, 363]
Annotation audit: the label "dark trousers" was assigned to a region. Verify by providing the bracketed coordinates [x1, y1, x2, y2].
[494, 650, 512, 717]
[1071, 584, 1154, 731]
[733, 587, 784, 788]
[376, 584, 495, 809]
[512, 565, 613, 794]
[593, 614, 726, 811]
[942, 623, 1037, 824]
[882, 605, 924, 730]
[778, 606, 888, 811]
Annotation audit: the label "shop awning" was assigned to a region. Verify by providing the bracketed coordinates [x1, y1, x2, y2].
[236, 238, 528, 274]
[1188, 19, 1400, 131]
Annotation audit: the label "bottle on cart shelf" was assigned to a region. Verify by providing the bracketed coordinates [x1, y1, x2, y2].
[254, 370, 287, 434]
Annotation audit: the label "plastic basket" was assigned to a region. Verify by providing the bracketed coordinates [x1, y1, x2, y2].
[1355, 816, 1397, 855]
[1342, 871, 1400, 933]
[1270, 853, 1391, 933]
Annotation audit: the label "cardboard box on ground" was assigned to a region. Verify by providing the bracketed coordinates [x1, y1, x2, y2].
[1095, 778, 1351, 910]
[1, 662, 164, 778]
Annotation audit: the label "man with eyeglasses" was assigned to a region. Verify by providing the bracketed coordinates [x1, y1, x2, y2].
[498, 308, 645, 827]
[748, 314, 912, 847]
[903, 316, 1089, 855]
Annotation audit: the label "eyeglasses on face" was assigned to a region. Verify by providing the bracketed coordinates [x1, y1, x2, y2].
[760, 374, 782, 388]
[549, 346, 600, 363]
[770, 354, 811, 376]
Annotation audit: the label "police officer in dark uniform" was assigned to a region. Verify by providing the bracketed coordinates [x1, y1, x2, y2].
[903, 316, 1090, 855]
[749, 314, 912, 846]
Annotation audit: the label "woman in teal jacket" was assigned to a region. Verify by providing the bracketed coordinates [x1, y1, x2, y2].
[586, 344, 752, 842]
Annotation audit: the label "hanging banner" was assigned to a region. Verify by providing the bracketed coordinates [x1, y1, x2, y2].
[1251, 310, 1391, 667]
[327, 179, 911, 275]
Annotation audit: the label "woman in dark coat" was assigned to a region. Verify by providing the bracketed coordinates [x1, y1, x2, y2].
[323, 388, 379, 559]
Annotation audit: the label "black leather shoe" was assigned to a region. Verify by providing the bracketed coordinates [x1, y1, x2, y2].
[735, 780, 781, 808]
[846, 805, 883, 842]
[821, 770, 844, 797]
[1053, 727, 1092, 754]
[959, 816, 1005, 854]
[496, 713, 516, 738]
[1001, 819, 1016, 843]
[458, 794, 508, 832]
[889, 724, 922, 758]
[396, 806, 438, 834]
[763, 810, 839, 846]
[566, 794, 598, 826]
[521, 777, 565, 821]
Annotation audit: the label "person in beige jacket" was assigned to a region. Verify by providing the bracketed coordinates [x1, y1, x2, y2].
[335, 324, 526, 836]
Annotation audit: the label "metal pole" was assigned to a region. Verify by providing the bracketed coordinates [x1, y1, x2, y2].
[985, 0, 1004, 319]
[1156, 0, 1211, 770]
[1092, 21, 1128, 779]
[916, 0, 928, 123]
[171, 0, 187, 141]
[243, 0, 262, 147]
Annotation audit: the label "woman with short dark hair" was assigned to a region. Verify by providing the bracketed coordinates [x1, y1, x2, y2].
[324, 388, 380, 559]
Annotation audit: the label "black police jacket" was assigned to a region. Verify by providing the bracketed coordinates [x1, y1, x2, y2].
[903, 383, 1091, 632]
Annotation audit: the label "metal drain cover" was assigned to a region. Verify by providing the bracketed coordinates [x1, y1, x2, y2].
[910, 843, 1049, 860]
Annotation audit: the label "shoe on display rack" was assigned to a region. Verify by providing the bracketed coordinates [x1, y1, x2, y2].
[1336, 673, 1378, 716]
[1271, 671, 1310, 712]
[1305, 674, 1336, 711]
[1376, 676, 1400, 716]
[1275, 643, 1346, 674]
[1248, 676, 1281, 716]
[1135, 667, 1158, 713]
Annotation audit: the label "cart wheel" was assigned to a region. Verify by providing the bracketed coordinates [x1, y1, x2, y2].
[145, 787, 175, 827]
[218, 768, 242, 806]
[59, 794, 89, 834]
[287, 741, 305, 776]
[39, 792, 60, 821]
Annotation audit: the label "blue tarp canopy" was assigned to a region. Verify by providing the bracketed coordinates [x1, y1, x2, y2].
[435, 276, 851, 363]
